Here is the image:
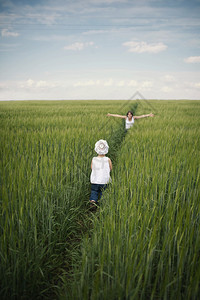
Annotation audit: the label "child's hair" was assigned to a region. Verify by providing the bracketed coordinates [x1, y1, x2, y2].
[126, 110, 133, 117]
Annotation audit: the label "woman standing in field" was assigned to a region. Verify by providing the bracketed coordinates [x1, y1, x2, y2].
[107, 111, 155, 130]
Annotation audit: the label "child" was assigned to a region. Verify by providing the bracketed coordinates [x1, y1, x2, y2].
[90, 139, 112, 208]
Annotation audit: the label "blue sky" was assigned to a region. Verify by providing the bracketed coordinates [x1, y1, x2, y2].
[0, 0, 200, 100]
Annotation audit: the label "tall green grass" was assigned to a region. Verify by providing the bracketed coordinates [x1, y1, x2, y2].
[0, 100, 134, 299]
[65, 100, 200, 300]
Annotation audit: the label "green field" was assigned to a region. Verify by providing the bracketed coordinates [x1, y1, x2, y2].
[0, 100, 200, 299]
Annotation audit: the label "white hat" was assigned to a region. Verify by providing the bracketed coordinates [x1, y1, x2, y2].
[94, 139, 109, 155]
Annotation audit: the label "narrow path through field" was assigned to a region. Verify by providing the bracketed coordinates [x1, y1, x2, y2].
[59, 103, 138, 296]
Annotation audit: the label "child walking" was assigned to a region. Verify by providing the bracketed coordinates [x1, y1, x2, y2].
[90, 139, 112, 208]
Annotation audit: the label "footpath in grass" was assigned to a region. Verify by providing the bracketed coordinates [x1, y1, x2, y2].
[57, 103, 139, 294]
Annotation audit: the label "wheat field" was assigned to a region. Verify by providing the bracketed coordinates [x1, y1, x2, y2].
[1, 100, 199, 299]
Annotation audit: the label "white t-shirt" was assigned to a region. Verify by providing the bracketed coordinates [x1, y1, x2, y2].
[90, 156, 111, 184]
[125, 116, 134, 129]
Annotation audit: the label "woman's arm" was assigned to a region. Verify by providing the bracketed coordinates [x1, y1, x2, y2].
[134, 113, 155, 120]
[107, 113, 126, 119]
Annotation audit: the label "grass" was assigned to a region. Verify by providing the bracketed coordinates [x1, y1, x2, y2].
[63, 100, 200, 300]
[1, 100, 199, 299]
[0, 99, 135, 299]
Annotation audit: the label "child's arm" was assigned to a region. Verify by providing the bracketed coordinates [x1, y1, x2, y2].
[107, 113, 126, 119]
[108, 158, 113, 171]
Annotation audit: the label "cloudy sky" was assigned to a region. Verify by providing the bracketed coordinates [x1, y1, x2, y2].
[0, 0, 200, 100]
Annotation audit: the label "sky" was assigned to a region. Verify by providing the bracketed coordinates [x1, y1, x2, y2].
[0, 0, 200, 100]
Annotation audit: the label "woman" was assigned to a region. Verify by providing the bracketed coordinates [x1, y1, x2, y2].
[107, 111, 155, 130]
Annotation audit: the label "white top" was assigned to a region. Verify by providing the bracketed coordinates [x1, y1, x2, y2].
[90, 156, 111, 184]
[125, 116, 134, 129]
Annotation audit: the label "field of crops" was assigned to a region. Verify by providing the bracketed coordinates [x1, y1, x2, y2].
[1, 99, 200, 299]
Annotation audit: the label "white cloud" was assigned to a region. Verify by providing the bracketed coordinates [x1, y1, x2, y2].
[123, 41, 167, 53]
[141, 81, 153, 88]
[64, 41, 95, 51]
[21, 79, 59, 89]
[104, 78, 114, 86]
[73, 80, 100, 87]
[36, 81, 49, 88]
[117, 80, 125, 87]
[161, 86, 173, 93]
[0, 82, 8, 89]
[194, 82, 200, 88]
[1, 70, 200, 100]
[1, 29, 19, 37]
[26, 79, 34, 87]
[64, 42, 84, 51]
[128, 80, 138, 87]
[184, 56, 200, 63]
[164, 75, 176, 82]
[189, 82, 200, 88]
[73, 79, 153, 89]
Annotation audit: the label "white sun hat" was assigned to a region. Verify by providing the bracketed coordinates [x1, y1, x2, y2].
[94, 139, 109, 155]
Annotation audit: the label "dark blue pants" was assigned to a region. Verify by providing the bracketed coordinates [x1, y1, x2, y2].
[90, 183, 107, 203]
